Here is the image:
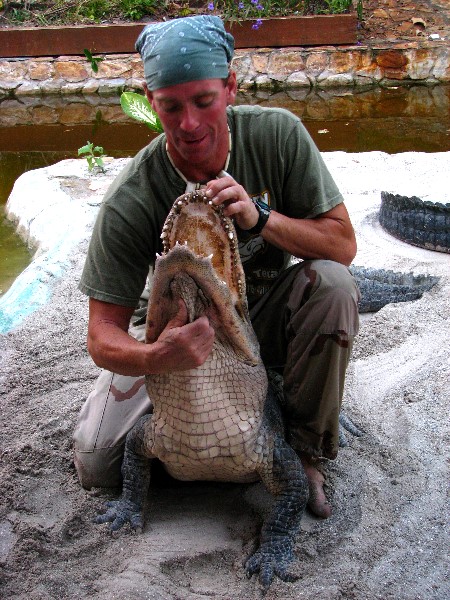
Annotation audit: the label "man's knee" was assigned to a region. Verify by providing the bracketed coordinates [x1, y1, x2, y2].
[307, 260, 359, 300]
[74, 445, 124, 490]
[288, 260, 360, 335]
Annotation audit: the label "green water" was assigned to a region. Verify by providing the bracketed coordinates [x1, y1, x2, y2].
[0, 151, 74, 295]
[1, 86, 449, 296]
[0, 213, 31, 296]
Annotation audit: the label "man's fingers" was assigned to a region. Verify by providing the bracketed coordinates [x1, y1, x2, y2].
[165, 299, 188, 329]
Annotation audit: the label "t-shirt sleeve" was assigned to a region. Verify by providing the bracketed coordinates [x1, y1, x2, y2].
[78, 157, 163, 307]
[79, 203, 153, 307]
[280, 117, 344, 219]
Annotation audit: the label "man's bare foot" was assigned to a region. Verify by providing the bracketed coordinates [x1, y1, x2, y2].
[299, 454, 332, 519]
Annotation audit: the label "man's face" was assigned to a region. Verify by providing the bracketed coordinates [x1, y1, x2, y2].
[146, 75, 237, 177]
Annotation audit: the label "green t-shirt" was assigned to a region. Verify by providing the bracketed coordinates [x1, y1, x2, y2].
[79, 105, 344, 308]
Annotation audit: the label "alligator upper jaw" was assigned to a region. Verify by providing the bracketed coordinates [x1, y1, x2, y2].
[160, 189, 247, 312]
[146, 191, 262, 365]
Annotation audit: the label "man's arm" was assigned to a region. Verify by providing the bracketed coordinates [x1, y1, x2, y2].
[260, 203, 356, 266]
[206, 177, 357, 266]
[87, 298, 215, 376]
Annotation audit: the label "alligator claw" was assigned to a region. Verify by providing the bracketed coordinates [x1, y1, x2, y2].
[338, 411, 364, 447]
[245, 539, 298, 590]
[95, 498, 143, 532]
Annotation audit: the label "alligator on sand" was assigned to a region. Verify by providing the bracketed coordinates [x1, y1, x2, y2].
[95, 189, 439, 589]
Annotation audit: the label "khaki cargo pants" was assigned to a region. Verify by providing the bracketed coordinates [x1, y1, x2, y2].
[73, 259, 360, 489]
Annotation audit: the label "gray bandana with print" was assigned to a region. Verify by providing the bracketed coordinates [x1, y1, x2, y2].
[136, 16, 235, 91]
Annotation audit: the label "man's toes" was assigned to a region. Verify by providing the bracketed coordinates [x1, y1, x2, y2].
[307, 490, 332, 518]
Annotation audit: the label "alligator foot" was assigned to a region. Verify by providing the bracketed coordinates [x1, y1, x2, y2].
[94, 414, 153, 534]
[249, 419, 308, 590]
[95, 498, 144, 532]
[339, 411, 364, 447]
[245, 538, 298, 591]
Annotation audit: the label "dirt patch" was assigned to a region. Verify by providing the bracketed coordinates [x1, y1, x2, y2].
[360, 0, 449, 42]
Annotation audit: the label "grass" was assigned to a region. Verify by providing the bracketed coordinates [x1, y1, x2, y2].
[0, 0, 355, 27]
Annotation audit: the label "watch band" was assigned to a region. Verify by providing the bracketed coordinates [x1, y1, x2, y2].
[247, 199, 272, 235]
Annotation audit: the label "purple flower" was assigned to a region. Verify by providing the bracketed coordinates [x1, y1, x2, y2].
[252, 18, 263, 29]
[256, 3, 263, 9]
[238, 1, 244, 7]
[207, 2, 214, 10]
[251, 0, 258, 4]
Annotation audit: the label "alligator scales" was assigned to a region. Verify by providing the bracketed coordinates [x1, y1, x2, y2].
[96, 190, 308, 589]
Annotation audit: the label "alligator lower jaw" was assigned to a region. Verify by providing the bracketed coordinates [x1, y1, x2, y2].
[150, 244, 261, 364]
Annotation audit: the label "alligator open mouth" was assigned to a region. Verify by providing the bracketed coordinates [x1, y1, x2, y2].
[146, 189, 260, 365]
[160, 189, 246, 307]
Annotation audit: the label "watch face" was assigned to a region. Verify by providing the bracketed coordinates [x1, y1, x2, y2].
[255, 199, 270, 212]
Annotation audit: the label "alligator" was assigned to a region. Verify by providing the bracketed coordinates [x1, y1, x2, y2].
[95, 189, 437, 589]
[350, 265, 439, 313]
[96, 190, 310, 589]
[379, 191, 450, 254]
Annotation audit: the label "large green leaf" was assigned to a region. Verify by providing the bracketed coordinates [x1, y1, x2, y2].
[120, 92, 164, 133]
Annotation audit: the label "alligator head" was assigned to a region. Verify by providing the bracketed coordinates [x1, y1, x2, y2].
[145, 189, 261, 365]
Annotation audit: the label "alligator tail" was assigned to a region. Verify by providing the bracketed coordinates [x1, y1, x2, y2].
[350, 265, 440, 313]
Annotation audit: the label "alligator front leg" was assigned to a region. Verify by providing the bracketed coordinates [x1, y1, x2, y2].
[95, 414, 153, 532]
[246, 434, 308, 591]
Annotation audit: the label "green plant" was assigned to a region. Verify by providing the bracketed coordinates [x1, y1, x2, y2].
[78, 141, 106, 172]
[78, 0, 109, 21]
[9, 7, 29, 22]
[207, 0, 352, 27]
[120, 92, 164, 133]
[0, 0, 356, 29]
[321, 0, 352, 14]
[208, 0, 303, 25]
[356, 0, 363, 21]
[83, 48, 104, 73]
[76, 0, 168, 23]
[120, 0, 161, 20]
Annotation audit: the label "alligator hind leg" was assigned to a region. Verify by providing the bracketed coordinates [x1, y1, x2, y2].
[246, 434, 308, 591]
[95, 414, 153, 532]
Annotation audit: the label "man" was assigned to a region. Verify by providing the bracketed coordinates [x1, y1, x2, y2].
[73, 15, 359, 519]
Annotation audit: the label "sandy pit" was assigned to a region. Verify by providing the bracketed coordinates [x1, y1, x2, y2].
[0, 152, 449, 599]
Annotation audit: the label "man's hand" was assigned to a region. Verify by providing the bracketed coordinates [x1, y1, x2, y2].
[153, 300, 215, 372]
[206, 174, 357, 266]
[205, 174, 259, 231]
[87, 298, 215, 376]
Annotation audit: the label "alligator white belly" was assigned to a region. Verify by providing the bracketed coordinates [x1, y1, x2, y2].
[146, 351, 268, 483]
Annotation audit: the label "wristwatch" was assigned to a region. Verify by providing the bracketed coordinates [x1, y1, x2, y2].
[247, 199, 272, 235]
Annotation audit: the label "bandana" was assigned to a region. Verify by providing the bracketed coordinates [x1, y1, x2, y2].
[135, 16, 235, 91]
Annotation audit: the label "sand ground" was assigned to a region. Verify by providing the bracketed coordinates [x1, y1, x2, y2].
[0, 152, 449, 599]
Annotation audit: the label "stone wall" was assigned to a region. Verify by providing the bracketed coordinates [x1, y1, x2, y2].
[0, 41, 448, 97]
[1, 86, 448, 130]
